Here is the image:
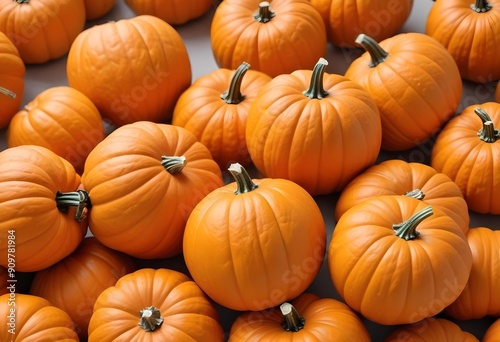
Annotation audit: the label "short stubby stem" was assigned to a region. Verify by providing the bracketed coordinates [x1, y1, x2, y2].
[475, 107, 500, 143]
[470, 0, 492, 12]
[228, 163, 258, 194]
[254, 1, 275, 23]
[138, 306, 164, 332]
[404, 189, 426, 200]
[161, 156, 187, 174]
[55, 189, 90, 222]
[280, 302, 306, 332]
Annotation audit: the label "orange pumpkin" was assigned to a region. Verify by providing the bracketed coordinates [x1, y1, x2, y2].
[7, 86, 105, 175]
[484, 318, 500, 342]
[172, 62, 272, 169]
[328, 195, 472, 325]
[67, 15, 192, 127]
[210, 0, 327, 77]
[246, 57, 381, 195]
[0, 145, 88, 272]
[385, 317, 479, 341]
[183, 163, 326, 311]
[125, 0, 213, 25]
[229, 292, 370, 341]
[310, 0, 414, 47]
[344, 32, 462, 151]
[88, 268, 225, 341]
[0, 293, 79, 341]
[334, 159, 470, 234]
[426, 0, 500, 83]
[30, 237, 137, 339]
[0, 0, 85, 64]
[431, 103, 500, 214]
[81, 121, 224, 259]
[83, 0, 116, 21]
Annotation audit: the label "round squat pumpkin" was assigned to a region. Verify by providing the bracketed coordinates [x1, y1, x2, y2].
[125, 0, 213, 25]
[385, 317, 479, 341]
[484, 318, 500, 342]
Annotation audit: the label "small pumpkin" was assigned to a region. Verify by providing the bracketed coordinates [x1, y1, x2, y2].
[88, 268, 225, 342]
[7, 86, 105, 175]
[385, 317, 479, 341]
[431, 103, 500, 214]
[0, 145, 88, 272]
[125, 0, 213, 25]
[83, 0, 116, 21]
[484, 318, 500, 342]
[229, 292, 370, 341]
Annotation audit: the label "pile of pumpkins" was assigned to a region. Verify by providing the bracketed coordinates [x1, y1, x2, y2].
[1, 0, 500, 340]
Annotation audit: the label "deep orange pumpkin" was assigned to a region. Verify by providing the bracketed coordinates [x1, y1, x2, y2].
[125, 0, 213, 25]
[484, 318, 500, 342]
[385, 317, 479, 341]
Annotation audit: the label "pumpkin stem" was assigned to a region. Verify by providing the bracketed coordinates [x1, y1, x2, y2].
[221, 62, 250, 104]
[404, 189, 426, 200]
[0, 86, 16, 99]
[55, 190, 90, 222]
[228, 162, 258, 194]
[138, 306, 164, 332]
[280, 302, 306, 332]
[470, 0, 492, 12]
[254, 1, 275, 23]
[161, 156, 186, 174]
[355, 34, 389, 68]
[475, 107, 500, 143]
[393, 206, 434, 240]
[303, 58, 329, 99]
[15, 0, 29, 3]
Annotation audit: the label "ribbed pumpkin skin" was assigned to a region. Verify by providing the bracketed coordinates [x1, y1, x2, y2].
[210, 0, 327, 77]
[0, 293, 79, 341]
[67, 15, 192, 127]
[0, 0, 85, 64]
[484, 318, 500, 342]
[83, 0, 116, 20]
[125, 0, 213, 25]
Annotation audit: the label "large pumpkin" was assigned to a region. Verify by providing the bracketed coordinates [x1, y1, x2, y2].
[246, 57, 381, 195]
[183, 163, 326, 311]
[67, 15, 192, 127]
[0, 145, 88, 272]
[210, 0, 327, 77]
[81, 121, 224, 259]
[385, 317, 479, 341]
[344, 32, 462, 151]
[125, 0, 213, 25]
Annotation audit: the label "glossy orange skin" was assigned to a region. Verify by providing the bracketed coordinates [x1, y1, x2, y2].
[229, 292, 370, 341]
[7, 86, 105, 175]
[81, 121, 224, 259]
[431, 102, 500, 214]
[0, 293, 79, 341]
[0, 0, 85, 64]
[67, 15, 192, 127]
[484, 318, 500, 342]
[210, 0, 327, 77]
[30, 237, 136, 339]
[88, 268, 225, 342]
[125, 0, 213, 25]
[334, 159, 470, 234]
[83, 0, 116, 21]
[0, 145, 87, 272]
[345, 32, 462, 151]
[328, 195, 472, 325]
[310, 0, 414, 47]
[172, 66, 272, 169]
[426, 0, 500, 83]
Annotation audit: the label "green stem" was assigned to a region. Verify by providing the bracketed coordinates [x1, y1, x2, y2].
[254, 1, 275, 23]
[0, 87, 16, 99]
[161, 156, 186, 174]
[221, 62, 250, 104]
[228, 163, 258, 194]
[303, 58, 329, 99]
[138, 306, 163, 332]
[404, 189, 426, 200]
[475, 107, 500, 143]
[55, 190, 90, 222]
[15, 0, 29, 3]
[280, 302, 306, 332]
[355, 34, 389, 68]
[470, 0, 492, 12]
[393, 206, 434, 240]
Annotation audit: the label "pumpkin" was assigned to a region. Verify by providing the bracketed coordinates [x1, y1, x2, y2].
[328, 195, 472, 325]
[0, 145, 88, 272]
[125, 0, 213, 25]
[344, 32, 462, 151]
[83, 0, 116, 21]
[310, 0, 414, 47]
[228, 292, 370, 341]
[484, 318, 500, 342]
[0, 31, 25, 130]
[431, 103, 500, 214]
[246, 57, 381, 195]
[7, 86, 105, 175]
[172, 61, 272, 169]
[81, 121, 224, 259]
[426, 0, 500, 83]
[0, 0, 85, 64]
[210, 0, 327, 77]
[0, 293, 79, 341]
[67, 15, 192, 127]
[88, 268, 225, 341]
[0, 267, 7, 295]
[334, 159, 470, 235]
[30, 237, 137, 339]
[183, 163, 326, 312]
[385, 317, 479, 341]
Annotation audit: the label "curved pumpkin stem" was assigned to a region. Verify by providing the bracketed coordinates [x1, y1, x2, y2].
[138, 306, 164, 332]
[161, 156, 186, 174]
[393, 206, 433, 240]
[221, 62, 250, 104]
[0, 86, 16, 99]
[355, 34, 389, 68]
[404, 189, 426, 200]
[15, 0, 29, 3]
[280, 302, 306, 332]
[55, 189, 90, 222]
[471, 0, 492, 12]
[303, 57, 329, 99]
[254, 1, 275, 23]
[228, 163, 258, 194]
[475, 107, 500, 143]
